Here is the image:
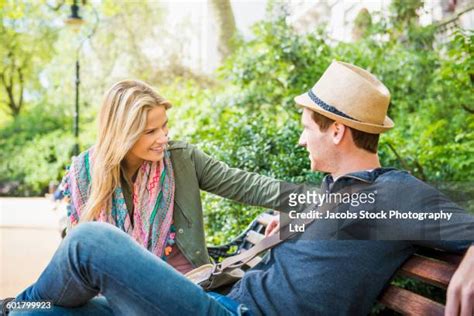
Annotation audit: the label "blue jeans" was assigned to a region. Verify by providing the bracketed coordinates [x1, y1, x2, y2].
[12, 222, 250, 316]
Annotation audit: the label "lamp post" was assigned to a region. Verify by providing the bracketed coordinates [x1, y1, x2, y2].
[64, 0, 98, 156]
[65, 0, 84, 156]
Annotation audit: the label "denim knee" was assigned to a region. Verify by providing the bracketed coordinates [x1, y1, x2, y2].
[65, 221, 124, 251]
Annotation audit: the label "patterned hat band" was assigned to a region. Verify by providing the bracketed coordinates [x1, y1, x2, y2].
[307, 90, 360, 122]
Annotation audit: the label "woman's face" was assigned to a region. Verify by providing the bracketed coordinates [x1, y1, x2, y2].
[126, 106, 169, 166]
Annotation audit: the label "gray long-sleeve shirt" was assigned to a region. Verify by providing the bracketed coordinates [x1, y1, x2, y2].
[227, 168, 473, 315]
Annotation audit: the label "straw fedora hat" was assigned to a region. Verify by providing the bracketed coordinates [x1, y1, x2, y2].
[294, 60, 394, 134]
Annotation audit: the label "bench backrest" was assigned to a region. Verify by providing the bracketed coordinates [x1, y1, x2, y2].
[378, 248, 462, 315]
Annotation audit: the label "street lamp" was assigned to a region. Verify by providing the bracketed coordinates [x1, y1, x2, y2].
[64, 0, 98, 156]
[65, 1, 85, 27]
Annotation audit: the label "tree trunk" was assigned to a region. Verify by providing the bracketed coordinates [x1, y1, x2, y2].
[209, 0, 237, 62]
[0, 52, 23, 117]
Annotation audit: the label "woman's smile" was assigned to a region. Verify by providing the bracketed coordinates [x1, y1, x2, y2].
[149, 145, 166, 153]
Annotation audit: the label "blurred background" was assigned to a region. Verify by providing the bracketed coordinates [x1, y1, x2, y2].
[0, 0, 473, 302]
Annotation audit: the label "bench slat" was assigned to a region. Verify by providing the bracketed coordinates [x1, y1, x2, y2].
[379, 285, 444, 316]
[416, 248, 464, 265]
[399, 255, 457, 288]
[246, 230, 265, 245]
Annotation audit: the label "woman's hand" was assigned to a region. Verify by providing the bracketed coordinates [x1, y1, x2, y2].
[264, 215, 280, 237]
[445, 245, 474, 316]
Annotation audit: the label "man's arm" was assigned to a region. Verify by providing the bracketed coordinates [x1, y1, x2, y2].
[445, 245, 474, 316]
[408, 187, 474, 316]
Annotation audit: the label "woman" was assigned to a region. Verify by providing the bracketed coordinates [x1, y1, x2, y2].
[59, 79, 281, 274]
[8, 79, 285, 314]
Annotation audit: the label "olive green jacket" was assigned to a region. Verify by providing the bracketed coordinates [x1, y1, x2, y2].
[166, 141, 281, 267]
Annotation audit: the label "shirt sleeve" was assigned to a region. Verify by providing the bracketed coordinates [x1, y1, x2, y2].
[403, 180, 474, 252]
[412, 198, 474, 253]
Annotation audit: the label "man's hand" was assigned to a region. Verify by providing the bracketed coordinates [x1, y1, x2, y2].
[445, 245, 474, 316]
[265, 215, 280, 237]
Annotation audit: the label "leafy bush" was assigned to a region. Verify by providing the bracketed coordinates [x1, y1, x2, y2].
[0, 106, 74, 196]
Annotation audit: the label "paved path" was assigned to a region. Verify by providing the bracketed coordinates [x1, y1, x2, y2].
[0, 198, 66, 298]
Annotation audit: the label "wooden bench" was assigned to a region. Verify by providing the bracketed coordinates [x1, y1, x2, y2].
[379, 247, 463, 315]
[208, 212, 465, 315]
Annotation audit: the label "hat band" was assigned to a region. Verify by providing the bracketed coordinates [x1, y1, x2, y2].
[307, 90, 359, 122]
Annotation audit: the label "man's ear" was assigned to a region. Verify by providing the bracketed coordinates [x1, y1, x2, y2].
[332, 122, 346, 145]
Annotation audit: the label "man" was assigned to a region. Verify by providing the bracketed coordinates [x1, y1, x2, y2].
[265, 61, 474, 315]
[8, 61, 474, 316]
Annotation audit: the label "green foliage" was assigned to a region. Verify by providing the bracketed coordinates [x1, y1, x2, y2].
[0, 109, 73, 196]
[353, 8, 372, 40]
[5, 130, 74, 195]
[0, 0, 59, 117]
[0, 85, 100, 195]
[389, 0, 424, 28]
[0, 105, 74, 195]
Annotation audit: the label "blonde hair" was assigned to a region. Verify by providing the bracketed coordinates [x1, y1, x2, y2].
[80, 80, 171, 222]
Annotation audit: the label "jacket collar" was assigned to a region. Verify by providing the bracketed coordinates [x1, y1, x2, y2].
[322, 167, 398, 191]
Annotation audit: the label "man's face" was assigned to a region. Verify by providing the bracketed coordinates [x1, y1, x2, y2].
[298, 108, 335, 173]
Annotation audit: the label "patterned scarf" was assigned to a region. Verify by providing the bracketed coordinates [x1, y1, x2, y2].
[62, 147, 175, 258]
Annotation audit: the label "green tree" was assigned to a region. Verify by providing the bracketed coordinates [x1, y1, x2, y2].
[353, 8, 372, 40]
[0, 1, 59, 117]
